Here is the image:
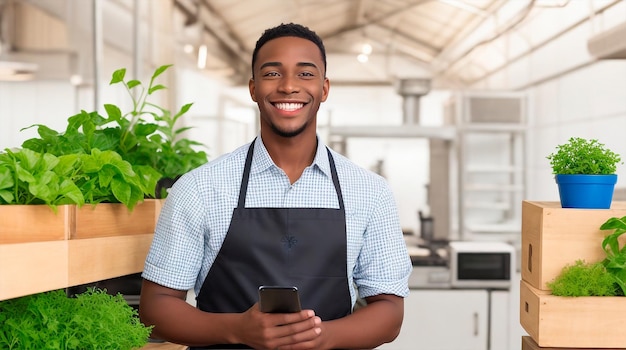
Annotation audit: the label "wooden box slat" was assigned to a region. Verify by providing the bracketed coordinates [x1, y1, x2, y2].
[0, 205, 73, 244]
[0, 241, 68, 300]
[73, 200, 159, 239]
[522, 336, 625, 350]
[67, 234, 153, 286]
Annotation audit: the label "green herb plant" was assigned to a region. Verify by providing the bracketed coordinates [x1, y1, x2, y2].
[547, 137, 622, 175]
[107, 64, 208, 185]
[0, 288, 152, 350]
[548, 215, 626, 296]
[599, 215, 626, 294]
[547, 260, 621, 296]
[0, 148, 84, 208]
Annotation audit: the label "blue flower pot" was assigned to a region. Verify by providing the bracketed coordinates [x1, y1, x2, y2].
[555, 174, 617, 209]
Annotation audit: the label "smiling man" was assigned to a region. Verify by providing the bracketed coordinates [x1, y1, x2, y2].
[139, 23, 412, 350]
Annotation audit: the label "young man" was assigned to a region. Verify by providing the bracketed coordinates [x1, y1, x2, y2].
[139, 23, 412, 349]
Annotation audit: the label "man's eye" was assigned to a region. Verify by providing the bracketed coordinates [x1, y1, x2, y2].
[263, 72, 280, 77]
[299, 72, 314, 77]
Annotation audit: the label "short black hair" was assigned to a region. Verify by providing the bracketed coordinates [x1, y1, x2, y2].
[251, 23, 326, 78]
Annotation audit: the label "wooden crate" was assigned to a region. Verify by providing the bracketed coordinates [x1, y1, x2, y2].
[0, 205, 73, 244]
[0, 199, 163, 301]
[522, 336, 626, 350]
[520, 280, 626, 348]
[521, 201, 626, 290]
[73, 199, 161, 239]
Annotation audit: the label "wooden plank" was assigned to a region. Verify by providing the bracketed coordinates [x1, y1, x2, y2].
[0, 241, 68, 301]
[521, 201, 626, 290]
[0, 205, 73, 243]
[520, 280, 626, 348]
[67, 234, 154, 286]
[521, 336, 625, 350]
[140, 342, 188, 350]
[73, 200, 159, 239]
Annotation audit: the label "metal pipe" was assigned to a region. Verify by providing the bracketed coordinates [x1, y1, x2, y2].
[132, 0, 141, 82]
[328, 125, 456, 140]
[92, 0, 102, 111]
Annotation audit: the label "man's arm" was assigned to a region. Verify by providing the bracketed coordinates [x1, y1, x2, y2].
[139, 279, 321, 348]
[139, 279, 239, 346]
[317, 294, 404, 350]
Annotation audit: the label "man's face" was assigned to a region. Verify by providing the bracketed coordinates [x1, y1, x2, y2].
[249, 36, 329, 138]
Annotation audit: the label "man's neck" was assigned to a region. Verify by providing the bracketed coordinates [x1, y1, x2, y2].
[261, 133, 317, 184]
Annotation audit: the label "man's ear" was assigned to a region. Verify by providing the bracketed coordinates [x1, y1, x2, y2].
[321, 77, 330, 102]
[249, 78, 257, 102]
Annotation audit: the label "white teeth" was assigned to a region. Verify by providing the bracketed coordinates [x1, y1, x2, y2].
[275, 102, 303, 111]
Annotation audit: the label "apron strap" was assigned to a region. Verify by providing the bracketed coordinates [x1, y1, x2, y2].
[237, 140, 256, 208]
[327, 148, 345, 211]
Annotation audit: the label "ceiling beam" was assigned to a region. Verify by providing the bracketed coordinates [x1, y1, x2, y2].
[322, 0, 428, 42]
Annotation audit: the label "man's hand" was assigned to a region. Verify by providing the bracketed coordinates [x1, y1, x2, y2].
[236, 303, 323, 350]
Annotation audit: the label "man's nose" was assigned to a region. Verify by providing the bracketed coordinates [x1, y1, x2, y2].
[278, 76, 299, 94]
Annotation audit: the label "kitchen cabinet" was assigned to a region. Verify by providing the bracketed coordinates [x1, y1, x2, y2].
[380, 289, 489, 350]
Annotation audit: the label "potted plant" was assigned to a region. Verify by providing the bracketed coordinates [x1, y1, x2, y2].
[0, 288, 152, 349]
[546, 137, 622, 209]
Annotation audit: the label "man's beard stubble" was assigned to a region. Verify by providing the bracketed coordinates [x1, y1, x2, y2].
[269, 120, 309, 138]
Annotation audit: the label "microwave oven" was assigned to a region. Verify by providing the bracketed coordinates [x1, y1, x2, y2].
[448, 241, 515, 289]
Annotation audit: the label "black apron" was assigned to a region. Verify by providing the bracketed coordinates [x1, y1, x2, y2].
[192, 141, 352, 349]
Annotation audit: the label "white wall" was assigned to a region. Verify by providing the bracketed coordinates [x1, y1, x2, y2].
[526, 61, 626, 202]
[0, 80, 76, 150]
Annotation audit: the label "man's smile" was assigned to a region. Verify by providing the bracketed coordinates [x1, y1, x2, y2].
[274, 102, 305, 111]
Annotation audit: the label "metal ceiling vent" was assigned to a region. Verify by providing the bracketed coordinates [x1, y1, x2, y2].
[396, 78, 431, 125]
[587, 21, 626, 59]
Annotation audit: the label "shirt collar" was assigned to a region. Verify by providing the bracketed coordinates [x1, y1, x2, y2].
[251, 135, 332, 178]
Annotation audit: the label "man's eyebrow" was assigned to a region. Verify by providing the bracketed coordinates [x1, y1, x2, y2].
[259, 62, 281, 70]
[297, 62, 318, 69]
[258, 61, 319, 70]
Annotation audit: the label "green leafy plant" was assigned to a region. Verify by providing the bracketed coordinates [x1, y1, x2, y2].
[599, 215, 626, 294]
[0, 288, 152, 349]
[547, 260, 621, 296]
[547, 137, 622, 175]
[106, 65, 208, 196]
[0, 148, 84, 208]
[0, 146, 158, 210]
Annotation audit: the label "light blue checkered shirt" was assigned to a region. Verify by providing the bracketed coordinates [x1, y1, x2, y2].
[143, 137, 412, 306]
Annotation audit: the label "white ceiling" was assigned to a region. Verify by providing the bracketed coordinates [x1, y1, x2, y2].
[1, 0, 623, 87]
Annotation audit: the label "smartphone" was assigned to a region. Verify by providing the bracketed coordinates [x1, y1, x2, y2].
[258, 286, 302, 313]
